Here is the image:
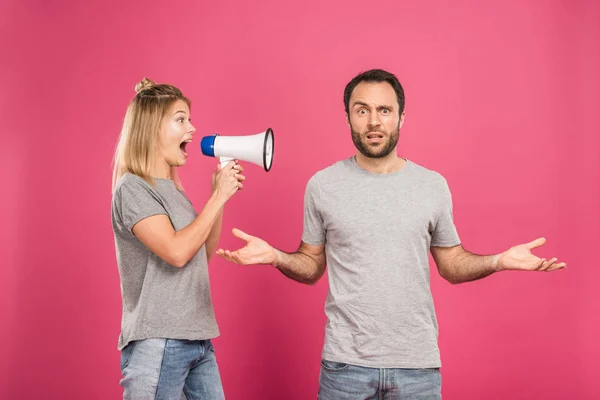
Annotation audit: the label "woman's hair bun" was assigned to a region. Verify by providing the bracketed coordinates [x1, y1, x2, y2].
[135, 78, 155, 94]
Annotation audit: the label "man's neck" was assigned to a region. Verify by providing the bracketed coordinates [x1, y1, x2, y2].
[355, 152, 406, 174]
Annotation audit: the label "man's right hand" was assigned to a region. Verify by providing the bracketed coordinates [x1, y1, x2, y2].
[216, 228, 278, 266]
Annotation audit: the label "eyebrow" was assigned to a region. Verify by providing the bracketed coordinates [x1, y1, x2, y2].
[173, 110, 188, 116]
[352, 101, 394, 110]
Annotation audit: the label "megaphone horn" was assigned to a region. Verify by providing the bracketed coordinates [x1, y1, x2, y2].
[200, 128, 274, 172]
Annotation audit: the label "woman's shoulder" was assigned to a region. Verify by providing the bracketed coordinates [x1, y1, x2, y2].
[115, 173, 152, 191]
[112, 173, 160, 204]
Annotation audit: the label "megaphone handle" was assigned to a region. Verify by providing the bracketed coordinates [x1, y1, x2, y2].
[219, 156, 234, 168]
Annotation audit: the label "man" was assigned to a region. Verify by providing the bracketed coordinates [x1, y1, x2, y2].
[216, 69, 566, 399]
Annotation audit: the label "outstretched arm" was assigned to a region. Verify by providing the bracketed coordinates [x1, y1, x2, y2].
[431, 237, 566, 284]
[216, 229, 327, 285]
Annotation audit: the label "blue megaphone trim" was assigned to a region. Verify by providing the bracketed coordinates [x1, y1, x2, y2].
[200, 134, 218, 157]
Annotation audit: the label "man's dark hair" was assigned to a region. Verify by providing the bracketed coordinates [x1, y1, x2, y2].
[343, 69, 405, 116]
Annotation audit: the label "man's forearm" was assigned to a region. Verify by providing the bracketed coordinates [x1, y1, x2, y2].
[441, 249, 501, 284]
[272, 249, 324, 285]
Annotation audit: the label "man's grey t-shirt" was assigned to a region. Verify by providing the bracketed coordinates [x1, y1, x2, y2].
[302, 157, 461, 368]
[111, 173, 219, 351]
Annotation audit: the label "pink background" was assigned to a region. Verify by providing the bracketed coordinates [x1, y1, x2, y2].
[2, 0, 599, 398]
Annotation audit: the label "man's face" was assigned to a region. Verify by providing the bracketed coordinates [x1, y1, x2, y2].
[348, 82, 405, 158]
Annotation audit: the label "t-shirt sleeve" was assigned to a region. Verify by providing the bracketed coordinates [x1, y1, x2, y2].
[301, 175, 326, 245]
[114, 177, 168, 233]
[431, 177, 461, 247]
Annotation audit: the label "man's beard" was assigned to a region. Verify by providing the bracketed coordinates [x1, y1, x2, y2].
[350, 123, 400, 159]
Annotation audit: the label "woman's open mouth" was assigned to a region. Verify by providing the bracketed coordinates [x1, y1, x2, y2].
[180, 140, 191, 157]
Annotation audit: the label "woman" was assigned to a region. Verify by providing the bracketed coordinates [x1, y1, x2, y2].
[111, 78, 243, 399]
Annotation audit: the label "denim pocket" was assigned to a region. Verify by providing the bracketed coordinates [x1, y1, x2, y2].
[120, 341, 137, 371]
[321, 359, 349, 371]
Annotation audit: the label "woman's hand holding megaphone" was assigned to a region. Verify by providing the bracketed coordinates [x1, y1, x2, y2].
[212, 160, 245, 204]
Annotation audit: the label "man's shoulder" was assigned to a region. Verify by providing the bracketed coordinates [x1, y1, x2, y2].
[407, 159, 448, 184]
[307, 157, 353, 184]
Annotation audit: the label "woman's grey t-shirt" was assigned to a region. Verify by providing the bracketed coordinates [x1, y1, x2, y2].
[302, 157, 461, 368]
[111, 173, 219, 351]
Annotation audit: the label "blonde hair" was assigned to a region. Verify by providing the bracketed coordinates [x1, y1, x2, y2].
[112, 78, 190, 190]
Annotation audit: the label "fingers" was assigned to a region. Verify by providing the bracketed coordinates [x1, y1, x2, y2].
[538, 257, 557, 271]
[220, 162, 245, 181]
[233, 161, 244, 173]
[234, 172, 246, 190]
[215, 162, 246, 194]
[231, 164, 245, 190]
[525, 237, 546, 250]
[216, 248, 249, 265]
[534, 257, 567, 272]
[225, 250, 236, 260]
[232, 228, 252, 241]
[549, 262, 567, 271]
[216, 249, 238, 264]
[533, 258, 546, 270]
[235, 173, 246, 181]
[231, 252, 245, 264]
[223, 161, 243, 171]
[542, 258, 567, 272]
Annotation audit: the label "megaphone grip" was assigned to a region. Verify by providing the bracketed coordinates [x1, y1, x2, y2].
[219, 156, 234, 167]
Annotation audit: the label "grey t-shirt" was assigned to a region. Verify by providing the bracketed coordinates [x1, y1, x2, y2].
[111, 173, 219, 351]
[302, 157, 461, 368]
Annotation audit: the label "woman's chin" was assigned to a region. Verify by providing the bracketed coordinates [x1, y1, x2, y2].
[170, 150, 188, 166]
[167, 159, 186, 168]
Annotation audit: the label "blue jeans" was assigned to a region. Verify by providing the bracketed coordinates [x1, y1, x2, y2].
[318, 359, 442, 400]
[120, 338, 225, 400]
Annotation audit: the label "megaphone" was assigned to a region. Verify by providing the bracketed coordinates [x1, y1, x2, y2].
[200, 128, 274, 172]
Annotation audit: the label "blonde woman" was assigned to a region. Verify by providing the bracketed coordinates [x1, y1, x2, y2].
[111, 78, 243, 399]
